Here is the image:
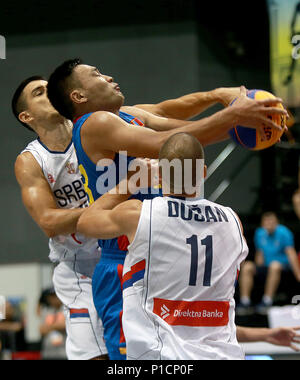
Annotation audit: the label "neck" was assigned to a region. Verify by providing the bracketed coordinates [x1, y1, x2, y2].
[74, 103, 121, 120]
[36, 119, 73, 152]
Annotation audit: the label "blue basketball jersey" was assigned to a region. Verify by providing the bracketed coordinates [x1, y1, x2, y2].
[72, 111, 161, 259]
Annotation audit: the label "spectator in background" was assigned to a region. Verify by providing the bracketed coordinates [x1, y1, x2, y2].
[0, 300, 26, 357]
[237, 212, 300, 315]
[38, 288, 67, 360]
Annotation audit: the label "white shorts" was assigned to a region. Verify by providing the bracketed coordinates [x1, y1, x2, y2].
[53, 258, 107, 360]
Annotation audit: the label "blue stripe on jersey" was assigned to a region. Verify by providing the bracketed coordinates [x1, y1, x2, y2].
[70, 312, 90, 319]
[123, 269, 145, 290]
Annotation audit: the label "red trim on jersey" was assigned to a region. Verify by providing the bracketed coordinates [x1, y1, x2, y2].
[119, 310, 126, 344]
[71, 233, 83, 245]
[122, 260, 146, 285]
[73, 115, 84, 124]
[70, 308, 89, 315]
[130, 118, 144, 126]
[117, 264, 126, 344]
[117, 235, 129, 251]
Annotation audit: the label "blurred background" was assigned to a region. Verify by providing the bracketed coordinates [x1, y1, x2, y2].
[0, 0, 300, 360]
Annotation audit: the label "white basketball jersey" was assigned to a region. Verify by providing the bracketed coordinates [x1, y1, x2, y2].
[22, 139, 99, 264]
[122, 196, 248, 360]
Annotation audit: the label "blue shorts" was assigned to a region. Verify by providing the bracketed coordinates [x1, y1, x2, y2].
[92, 250, 126, 360]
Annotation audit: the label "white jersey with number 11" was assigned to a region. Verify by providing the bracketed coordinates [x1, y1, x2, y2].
[122, 196, 248, 360]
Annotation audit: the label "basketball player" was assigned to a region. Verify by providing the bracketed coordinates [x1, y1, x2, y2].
[13, 75, 256, 360]
[13, 77, 108, 360]
[47, 58, 287, 359]
[77, 133, 249, 359]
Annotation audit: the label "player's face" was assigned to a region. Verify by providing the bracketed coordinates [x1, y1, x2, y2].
[22, 80, 64, 123]
[262, 215, 278, 234]
[73, 64, 125, 111]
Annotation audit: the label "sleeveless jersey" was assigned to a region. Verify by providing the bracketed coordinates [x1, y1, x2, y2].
[22, 139, 100, 264]
[72, 111, 161, 259]
[122, 196, 248, 360]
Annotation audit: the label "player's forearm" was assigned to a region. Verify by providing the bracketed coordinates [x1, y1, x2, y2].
[84, 178, 133, 214]
[38, 208, 85, 238]
[162, 106, 234, 147]
[125, 107, 233, 158]
[153, 90, 220, 120]
[236, 326, 271, 343]
[77, 180, 132, 237]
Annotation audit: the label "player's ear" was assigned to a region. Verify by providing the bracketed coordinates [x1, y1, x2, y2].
[19, 110, 33, 125]
[70, 89, 87, 105]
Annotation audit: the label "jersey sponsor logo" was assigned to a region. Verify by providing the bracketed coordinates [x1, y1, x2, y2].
[153, 298, 229, 327]
[161, 304, 170, 320]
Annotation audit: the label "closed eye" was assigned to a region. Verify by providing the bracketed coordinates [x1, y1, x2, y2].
[92, 67, 102, 76]
[32, 86, 45, 97]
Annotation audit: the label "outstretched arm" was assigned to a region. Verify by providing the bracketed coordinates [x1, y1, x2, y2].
[85, 87, 287, 160]
[134, 88, 240, 120]
[15, 152, 85, 238]
[236, 326, 300, 352]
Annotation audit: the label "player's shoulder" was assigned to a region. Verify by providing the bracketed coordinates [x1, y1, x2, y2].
[82, 110, 124, 135]
[203, 199, 233, 214]
[207, 200, 245, 230]
[15, 149, 38, 168]
[15, 151, 44, 185]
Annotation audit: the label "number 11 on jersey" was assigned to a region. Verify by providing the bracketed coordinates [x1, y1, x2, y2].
[186, 235, 213, 287]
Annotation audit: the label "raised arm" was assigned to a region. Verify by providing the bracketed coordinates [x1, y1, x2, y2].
[236, 326, 300, 351]
[84, 87, 287, 160]
[15, 152, 85, 238]
[134, 87, 241, 120]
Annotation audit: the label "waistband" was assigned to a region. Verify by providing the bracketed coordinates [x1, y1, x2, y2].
[100, 249, 126, 264]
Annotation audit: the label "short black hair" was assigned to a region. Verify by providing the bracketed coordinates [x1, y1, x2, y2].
[12, 75, 46, 132]
[47, 58, 83, 120]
